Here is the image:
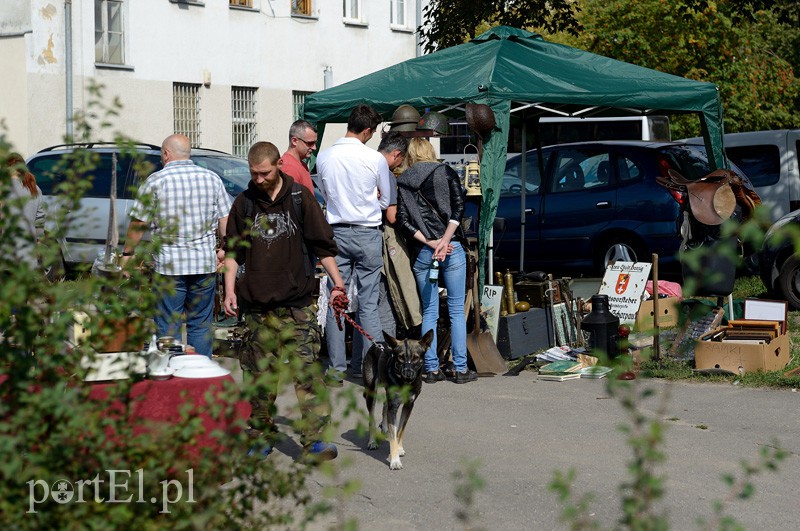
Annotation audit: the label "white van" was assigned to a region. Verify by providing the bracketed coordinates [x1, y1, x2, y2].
[682, 129, 800, 222]
[537, 115, 671, 144]
[440, 115, 671, 166]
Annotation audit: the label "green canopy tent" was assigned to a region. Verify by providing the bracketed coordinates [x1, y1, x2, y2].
[303, 26, 725, 282]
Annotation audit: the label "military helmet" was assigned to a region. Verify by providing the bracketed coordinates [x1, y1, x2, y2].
[417, 111, 450, 136]
[465, 103, 496, 137]
[389, 104, 421, 132]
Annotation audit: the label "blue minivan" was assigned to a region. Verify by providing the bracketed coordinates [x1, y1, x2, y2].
[467, 141, 746, 274]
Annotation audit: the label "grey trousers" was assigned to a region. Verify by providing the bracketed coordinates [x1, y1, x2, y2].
[325, 225, 384, 374]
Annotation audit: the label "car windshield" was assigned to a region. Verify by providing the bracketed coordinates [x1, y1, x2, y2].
[192, 154, 251, 196]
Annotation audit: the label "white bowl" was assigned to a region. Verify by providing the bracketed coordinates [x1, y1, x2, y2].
[148, 366, 175, 381]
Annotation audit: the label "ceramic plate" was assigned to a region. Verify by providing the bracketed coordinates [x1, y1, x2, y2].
[173, 365, 231, 379]
[169, 355, 215, 371]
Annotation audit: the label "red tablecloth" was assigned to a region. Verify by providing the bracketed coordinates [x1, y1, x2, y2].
[89, 375, 251, 459]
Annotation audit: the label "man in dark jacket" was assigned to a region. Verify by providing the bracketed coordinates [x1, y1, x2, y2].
[223, 141, 346, 461]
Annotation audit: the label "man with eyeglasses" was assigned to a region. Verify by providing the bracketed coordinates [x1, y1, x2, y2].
[281, 119, 317, 193]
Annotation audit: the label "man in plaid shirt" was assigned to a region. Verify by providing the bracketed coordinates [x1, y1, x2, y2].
[122, 134, 232, 357]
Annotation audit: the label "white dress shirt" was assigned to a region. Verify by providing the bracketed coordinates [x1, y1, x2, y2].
[317, 137, 394, 227]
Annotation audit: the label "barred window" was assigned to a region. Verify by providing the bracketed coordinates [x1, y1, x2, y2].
[95, 0, 125, 64]
[173, 83, 201, 148]
[292, 91, 314, 121]
[292, 0, 312, 16]
[229, 0, 253, 7]
[232, 87, 258, 159]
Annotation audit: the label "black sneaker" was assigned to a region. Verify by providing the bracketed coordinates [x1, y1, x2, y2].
[424, 370, 446, 383]
[454, 369, 478, 384]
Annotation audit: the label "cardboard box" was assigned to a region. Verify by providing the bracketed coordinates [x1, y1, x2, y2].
[694, 300, 790, 373]
[635, 296, 680, 330]
[694, 331, 790, 373]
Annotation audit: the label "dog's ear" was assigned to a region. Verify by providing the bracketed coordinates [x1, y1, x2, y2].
[384, 333, 399, 348]
[419, 329, 435, 351]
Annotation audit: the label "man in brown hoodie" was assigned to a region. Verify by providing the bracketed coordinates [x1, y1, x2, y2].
[223, 141, 345, 461]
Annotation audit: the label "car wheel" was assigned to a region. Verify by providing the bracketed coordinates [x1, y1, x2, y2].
[777, 255, 800, 310]
[596, 239, 644, 274]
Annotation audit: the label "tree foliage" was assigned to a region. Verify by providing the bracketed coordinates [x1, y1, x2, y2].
[418, 0, 581, 53]
[0, 86, 364, 528]
[576, 0, 799, 137]
[420, 0, 798, 136]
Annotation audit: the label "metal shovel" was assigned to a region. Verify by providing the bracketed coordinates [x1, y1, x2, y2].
[467, 270, 508, 376]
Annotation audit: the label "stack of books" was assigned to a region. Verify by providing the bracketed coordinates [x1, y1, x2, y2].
[538, 360, 583, 381]
[579, 365, 613, 379]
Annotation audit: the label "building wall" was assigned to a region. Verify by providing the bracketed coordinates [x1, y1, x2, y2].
[0, 0, 423, 155]
[0, 36, 30, 154]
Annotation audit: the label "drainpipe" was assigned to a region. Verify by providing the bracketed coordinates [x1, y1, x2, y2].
[416, 0, 422, 56]
[65, 0, 73, 140]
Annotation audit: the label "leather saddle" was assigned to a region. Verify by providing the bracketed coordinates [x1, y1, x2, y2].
[656, 168, 762, 223]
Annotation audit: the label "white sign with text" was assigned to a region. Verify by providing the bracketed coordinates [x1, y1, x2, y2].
[598, 261, 652, 324]
[481, 284, 504, 341]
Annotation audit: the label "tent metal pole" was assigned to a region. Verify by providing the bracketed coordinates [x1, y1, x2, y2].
[519, 120, 526, 272]
[488, 229, 494, 282]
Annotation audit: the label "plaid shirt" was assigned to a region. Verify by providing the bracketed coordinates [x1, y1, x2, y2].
[130, 159, 232, 275]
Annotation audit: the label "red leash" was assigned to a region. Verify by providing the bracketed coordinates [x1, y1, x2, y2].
[330, 290, 376, 344]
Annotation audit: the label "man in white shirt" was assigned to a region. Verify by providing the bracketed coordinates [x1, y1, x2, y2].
[317, 104, 394, 383]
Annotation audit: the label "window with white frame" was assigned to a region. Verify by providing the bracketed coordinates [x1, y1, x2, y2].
[232, 87, 258, 158]
[173, 83, 202, 148]
[292, 91, 314, 121]
[292, 0, 313, 16]
[390, 0, 410, 29]
[95, 0, 125, 64]
[229, 0, 253, 7]
[343, 0, 364, 23]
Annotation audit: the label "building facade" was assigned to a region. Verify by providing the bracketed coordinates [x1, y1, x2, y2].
[0, 0, 424, 157]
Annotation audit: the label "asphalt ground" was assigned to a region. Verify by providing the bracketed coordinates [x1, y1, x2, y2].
[252, 369, 800, 530]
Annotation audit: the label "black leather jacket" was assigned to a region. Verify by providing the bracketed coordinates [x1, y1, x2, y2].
[397, 165, 465, 244]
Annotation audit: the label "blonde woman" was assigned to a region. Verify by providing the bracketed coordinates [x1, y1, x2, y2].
[396, 138, 476, 384]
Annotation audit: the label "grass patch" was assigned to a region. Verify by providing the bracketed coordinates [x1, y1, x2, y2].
[731, 274, 770, 299]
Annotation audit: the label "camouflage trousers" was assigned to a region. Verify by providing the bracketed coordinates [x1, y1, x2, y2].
[240, 305, 330, 446]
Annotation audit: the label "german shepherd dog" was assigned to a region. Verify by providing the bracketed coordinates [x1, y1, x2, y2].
[362, 330, 434, 470]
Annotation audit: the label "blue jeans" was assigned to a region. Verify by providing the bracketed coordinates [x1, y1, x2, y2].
[154, 273, 215, 357]
[326, 225, 384, 374]
[412, 242, 467, 373]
